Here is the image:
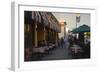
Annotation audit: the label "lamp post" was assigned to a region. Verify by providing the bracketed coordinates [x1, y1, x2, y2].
[76, 13, 80, 39]
[34, 23, 37, 47]
[64, 22, 67, 38]
[76, 13, 80, 28]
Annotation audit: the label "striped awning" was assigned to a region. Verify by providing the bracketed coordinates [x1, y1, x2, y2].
[39, 12, 49, 27]
[49, 17, 61, 32]
[32, 11, 42, 23]
[25, 11, 61, 32]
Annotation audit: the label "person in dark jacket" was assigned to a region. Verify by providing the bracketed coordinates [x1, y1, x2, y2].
[61, 37, 64, 48]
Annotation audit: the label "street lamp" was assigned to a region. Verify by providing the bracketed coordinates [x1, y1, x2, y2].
[76, 13, 80, 39]
[64, 22, 67, 38]
[76, 13, 80, 28]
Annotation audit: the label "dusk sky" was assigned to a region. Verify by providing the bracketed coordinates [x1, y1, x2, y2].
[52, 12, 90, 31]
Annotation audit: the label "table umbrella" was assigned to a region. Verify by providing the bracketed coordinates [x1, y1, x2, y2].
[72, 24, 90, 33]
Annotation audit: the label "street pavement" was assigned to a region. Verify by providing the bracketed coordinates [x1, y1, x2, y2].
[41, 42, 73, 60]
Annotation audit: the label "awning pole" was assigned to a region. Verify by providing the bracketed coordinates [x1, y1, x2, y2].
[44, 26, 46, 44]
[55, 32, 58, 46]
[34, 23, 37, 47]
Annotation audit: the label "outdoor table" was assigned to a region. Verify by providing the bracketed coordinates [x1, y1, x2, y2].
[39, 47, 46, 53]
[48, 45, 53, 49]
[32, 47, 40, 53]
[44, 46, 49, 50]
[71, 44, 82, 54]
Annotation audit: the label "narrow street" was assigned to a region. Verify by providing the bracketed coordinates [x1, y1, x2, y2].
[41, 43, 72, 60]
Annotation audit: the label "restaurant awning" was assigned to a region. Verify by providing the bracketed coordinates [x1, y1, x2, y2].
[49, 18, 61, 32]
[25, 11, 61, 32]
[72, 24, 90, 33]
[39, 12, 49, 27]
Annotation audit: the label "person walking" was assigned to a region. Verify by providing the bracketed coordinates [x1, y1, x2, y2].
[61, 37, 64, 48]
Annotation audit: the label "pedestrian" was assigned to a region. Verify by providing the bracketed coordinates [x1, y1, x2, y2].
[58, 39, 61, 48]
[61, 37, 64, 48]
